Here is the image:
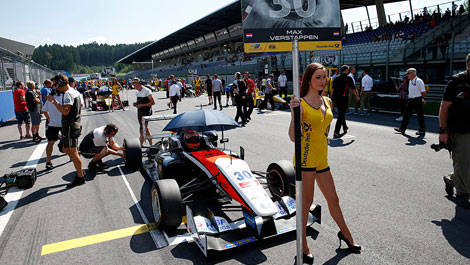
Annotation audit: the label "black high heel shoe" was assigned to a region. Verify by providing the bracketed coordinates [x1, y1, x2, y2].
[337, 231, 362, 253]
[294, 253, 314, 264]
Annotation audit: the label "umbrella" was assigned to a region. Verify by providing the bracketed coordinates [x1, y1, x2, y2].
[162, 109, 240, 132]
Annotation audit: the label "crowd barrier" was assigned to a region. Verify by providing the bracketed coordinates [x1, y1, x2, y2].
[0, 90, 15, 124]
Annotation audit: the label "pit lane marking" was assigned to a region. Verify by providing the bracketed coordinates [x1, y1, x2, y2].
[0, 141, 47, 237]
[41, 223, 158, 255]
[117, 166, 167, 248]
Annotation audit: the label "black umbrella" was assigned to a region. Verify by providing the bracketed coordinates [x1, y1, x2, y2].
[162, 109, 240, 132]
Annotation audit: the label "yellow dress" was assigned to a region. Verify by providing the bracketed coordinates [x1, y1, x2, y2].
[112, 84, 120, 95]
[294, 96, 333, 172]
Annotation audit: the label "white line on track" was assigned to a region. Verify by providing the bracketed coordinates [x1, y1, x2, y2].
[117, 165, 167, 248]
[0, 140, 47, 237]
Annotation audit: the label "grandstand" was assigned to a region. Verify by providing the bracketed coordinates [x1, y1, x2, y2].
[118, 0, 470, 85]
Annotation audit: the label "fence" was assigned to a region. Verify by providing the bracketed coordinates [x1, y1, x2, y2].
[0, 47, 57, 91]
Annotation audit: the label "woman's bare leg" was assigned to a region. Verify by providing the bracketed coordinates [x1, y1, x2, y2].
[316, 170, 355, 244]
[302, 171, 315, 254]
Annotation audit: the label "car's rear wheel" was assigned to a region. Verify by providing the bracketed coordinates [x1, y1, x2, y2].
[123, 138, 142, 170]
[267, 160, 296, 198]
[152, 179, 184, 230]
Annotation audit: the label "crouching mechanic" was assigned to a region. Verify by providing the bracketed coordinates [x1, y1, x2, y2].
[79, 124, 124, 170]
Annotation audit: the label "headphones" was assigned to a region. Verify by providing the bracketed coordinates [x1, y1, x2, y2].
[104, 124, 118, 135]
[56, 78, 67, 87]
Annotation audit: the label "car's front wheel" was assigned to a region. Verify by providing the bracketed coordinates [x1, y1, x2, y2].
[152, 179, 184, 230]
[267, 160, 296, 198]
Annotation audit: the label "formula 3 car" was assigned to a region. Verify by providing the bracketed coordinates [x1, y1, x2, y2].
[127, 111, 321, 256]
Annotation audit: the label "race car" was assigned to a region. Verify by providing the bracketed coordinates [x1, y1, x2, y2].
[254, 87, 289, 109]
[91, 86, 122, 111]
[124, 112, 321, 256]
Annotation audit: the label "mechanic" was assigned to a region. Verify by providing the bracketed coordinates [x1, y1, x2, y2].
[132, 78, 155, 146]
[259, 74, 276, 111]
[332, 65, 359, 138]
[243, 72, 255, 121]
[212, 74, 223, 110]
[79, 124, 124, 170]
[232, 72, 247, 125]
[48, 74, 84, 188]
[42, 87, 62, 170]
[289, 63, 361, 262]
[278, 70, 288, 100]
[205, 75, 213, 105]
[440, 53, 470, 209]
[111, 78, 125, 111]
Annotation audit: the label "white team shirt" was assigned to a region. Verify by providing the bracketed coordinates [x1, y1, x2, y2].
[278, 74, 287, 87]
[136, 86, 152, 98]
[348, 73, 356, 84]
[169, 84, 181, 97]
[42, 94, 62, 127]
[361, 74, 374, 92]
[408, 76, 426, 99]
[62, 87, 82, 106]
[212, 79, 222, 92]
[93, 126, 113, 147]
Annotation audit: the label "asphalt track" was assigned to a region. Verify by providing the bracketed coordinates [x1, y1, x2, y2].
[0, 90, 468, 265]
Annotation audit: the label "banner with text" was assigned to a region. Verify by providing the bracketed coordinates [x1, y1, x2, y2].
[242, 0, 342, 52]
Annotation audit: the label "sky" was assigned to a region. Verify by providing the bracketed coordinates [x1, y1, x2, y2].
[0, 0, 463, 47]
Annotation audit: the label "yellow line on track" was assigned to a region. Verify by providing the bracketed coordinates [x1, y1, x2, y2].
[41, 223, 157, 256]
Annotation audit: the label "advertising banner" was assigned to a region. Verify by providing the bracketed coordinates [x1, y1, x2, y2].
[242, 0, 342, 52]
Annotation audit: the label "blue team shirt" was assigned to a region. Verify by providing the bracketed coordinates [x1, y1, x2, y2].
[40, 86, 51, 104]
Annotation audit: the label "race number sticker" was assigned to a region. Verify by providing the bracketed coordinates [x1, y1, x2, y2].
[193, 216, 218, 234]
[282, 196, 296, 215]
[213, 216, 232, 232]
[273, 201, 288, 219]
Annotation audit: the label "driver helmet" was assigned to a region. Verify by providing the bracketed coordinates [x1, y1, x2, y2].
[183, 129, 201, 150]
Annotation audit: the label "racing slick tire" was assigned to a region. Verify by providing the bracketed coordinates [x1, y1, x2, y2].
[123, 138, 142, 170]
[152, 179, 184, 230]
[267, 160, 296, 198]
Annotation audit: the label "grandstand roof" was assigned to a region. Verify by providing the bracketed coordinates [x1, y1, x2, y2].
[0, 37, 35, 57]
[118, 0, 401, 64]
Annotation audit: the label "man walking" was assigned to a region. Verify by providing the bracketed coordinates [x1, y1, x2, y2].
[347, 67, 359, 114]
[169, 80, 181, 114]
[440, 53, 470, 209]
[133, 78, 155, 145]
[48, 74, 84, 188]
[360, 69, 374, 115]
[332, 65, 359, 138]
[244, 72, 255, 120]
[395, 68, 426, 136]
[259, 74, 276, 111]
[278, 71, 288, 100]
[13, 81, 32, 139]
[212, 74, 223, 110]
[233, 72, 247, 125]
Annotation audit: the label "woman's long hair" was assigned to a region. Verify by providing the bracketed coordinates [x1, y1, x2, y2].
[300, 63, 325, 98]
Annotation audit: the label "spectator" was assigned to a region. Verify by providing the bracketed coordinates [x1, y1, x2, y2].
[211, 74, 223, 110]
[42, 87, 62, 170]
[40, 79, 52, 105]
[359, 69, 374, 115]
[394, 68, 426, 136]
[347, 67, 359, 114]
[13, 81, 32, 139]
[458, 4, 465, 16]
[233, 72, 247, 125]
[259, 74, 276, 111]
[440, 53, 470, 209]
[169, 79, 181, 114]
[395, 75, 409, 121]
[278, 70, 288, 100]
[25, 81, 43, 142]
[205, 75, 213, 105]
[243, 72, 255, 120]
[48, 74, 84, 188]
[332, 65, 358, 138]
[132, 78, 155, 145]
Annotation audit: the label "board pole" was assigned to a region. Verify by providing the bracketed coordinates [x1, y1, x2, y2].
[292, 39, 303, 265]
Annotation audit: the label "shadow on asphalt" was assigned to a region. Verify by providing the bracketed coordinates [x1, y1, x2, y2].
[432, 200, 470, 258]
[322, 248, 354, 265]
[338, 112, 439, 134]
[5, 183, 69, 213]
[0, 139, 39, 151]
[329, 139, 355, 148]
[9, 154, 65, 169]
[404, 135, 427, 146]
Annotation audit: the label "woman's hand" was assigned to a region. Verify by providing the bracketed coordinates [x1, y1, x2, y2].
[290, 95, 302, 113]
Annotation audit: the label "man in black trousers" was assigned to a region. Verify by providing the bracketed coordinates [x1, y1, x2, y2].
[332, 65, 359, 138]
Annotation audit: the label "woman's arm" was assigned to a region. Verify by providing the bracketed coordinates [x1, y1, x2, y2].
[288, 96, 302, 142]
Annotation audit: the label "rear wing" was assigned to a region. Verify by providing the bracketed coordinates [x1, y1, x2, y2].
[142, 114, 178, 140]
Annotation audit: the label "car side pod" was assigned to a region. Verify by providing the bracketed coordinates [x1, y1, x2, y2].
[185, 201, 322, 257]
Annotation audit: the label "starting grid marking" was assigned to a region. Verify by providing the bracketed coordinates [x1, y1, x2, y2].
[39, 166, 191, 256]
[0, 141, 47, 237]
